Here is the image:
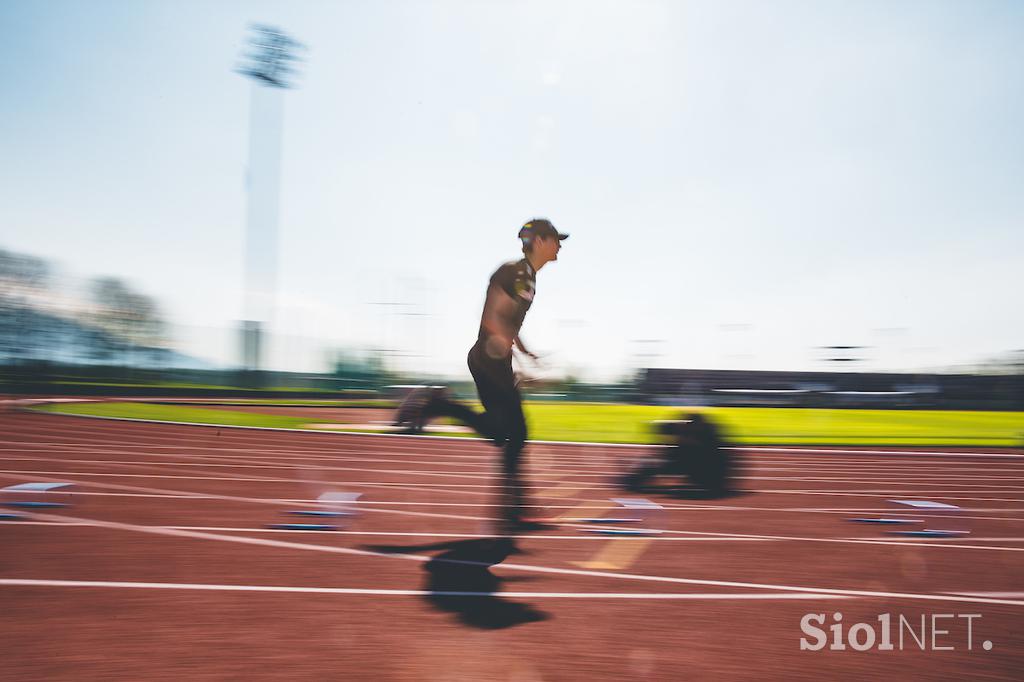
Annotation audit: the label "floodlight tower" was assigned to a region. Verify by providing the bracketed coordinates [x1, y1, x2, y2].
[236, 25, 304, 372]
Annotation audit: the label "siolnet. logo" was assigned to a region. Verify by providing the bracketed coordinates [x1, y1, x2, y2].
[799, 612, 993, 652]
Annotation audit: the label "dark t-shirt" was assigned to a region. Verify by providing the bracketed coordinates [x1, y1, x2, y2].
[476, 258, 536, 346]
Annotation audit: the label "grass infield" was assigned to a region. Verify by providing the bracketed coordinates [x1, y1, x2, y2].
[29, 401, 1024, 447]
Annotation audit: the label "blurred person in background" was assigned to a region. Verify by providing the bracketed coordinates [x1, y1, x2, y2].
[622, 412, 738, 498]
[397, 218, 568, 532]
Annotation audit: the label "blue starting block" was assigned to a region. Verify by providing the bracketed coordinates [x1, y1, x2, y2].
[574, 498, 665, 535]
[267, 523, 339, 531]
[1, 482, 75, 509]
[847, 499, 971, 539]
[270, 491, 362, 532]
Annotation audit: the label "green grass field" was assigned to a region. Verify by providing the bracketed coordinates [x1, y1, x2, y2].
[148, 399, 396, 408]
[29, 401, 1024, 446]
[30, 402, 317, 431]
[47, 381, 346, 393]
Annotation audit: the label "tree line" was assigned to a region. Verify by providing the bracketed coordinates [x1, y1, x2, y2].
[0, 247, 166, 364]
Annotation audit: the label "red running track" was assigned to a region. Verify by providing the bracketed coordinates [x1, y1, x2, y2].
[1, 410, 1023, 680]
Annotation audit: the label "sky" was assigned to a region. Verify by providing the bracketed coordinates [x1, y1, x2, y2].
[2, 0, 1022, 380]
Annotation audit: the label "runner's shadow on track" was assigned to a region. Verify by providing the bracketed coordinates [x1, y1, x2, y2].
[361, 538, 550, 629]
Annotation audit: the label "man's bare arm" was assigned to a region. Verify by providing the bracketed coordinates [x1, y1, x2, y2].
[513, 335, 538, 360]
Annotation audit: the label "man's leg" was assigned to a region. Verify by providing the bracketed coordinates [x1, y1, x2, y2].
[497, 391, 528, 523]
[419, 348, 509, 443]
[491, 387, 552, 531]
[466, 350, 515, 447]
[463, 351, 545, 530]
[427, 394, 502, 442]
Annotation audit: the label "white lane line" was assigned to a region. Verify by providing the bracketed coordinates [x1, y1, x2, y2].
[3, 489, 1021, 525]
[745, 477, 1024, 488]
[845, 537, 1024, 543]
[4, 473, 1024, 552]
[0, 579, 850, 600]
[8, 425, 1024, 466]
[5, 429, 1022, 468]
[7, 469, 1024, 504]
[790, 503, 1024, 509]
[11, 440, 1024, 470]
[6, 466, 1024, 551]
[0, 472, 489, 523]
[13, 452, 1024, 488]
[6, 486, 1024, 520]
[19, 510, 1024, 607]
[0, 457, 503, 483]
[0, 439, 498, 463]
[947, 591, 1024, 599]
[7, 486, 1023, 526]
[0, 521, 773, 541]
[188, 528, 770, 541]
[0, 439, 512, 471]
[0, 469, 498, 500]
[12, 432, 1023, 464]
[10, 488, 1024, 522]
[26, 446, 997, 477]
[0, 449, 624, 486]
[625, 528, 1024, 553]
[743, 447, 1024, 459]
[9, 428, 1024, 458]
[0, 469, 499, 488]
[6, 440, 1024, 492]
[757, 463, 1024, 471]
[760, 490, 1024, 504]
[10, 455, 1024, 486]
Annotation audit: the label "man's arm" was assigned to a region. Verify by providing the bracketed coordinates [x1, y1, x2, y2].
[512, 335, 538, 360]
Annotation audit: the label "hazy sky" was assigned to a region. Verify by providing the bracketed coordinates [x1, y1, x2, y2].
[2, 0, 1022, 380]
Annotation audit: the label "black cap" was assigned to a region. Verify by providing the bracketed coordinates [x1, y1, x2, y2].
[518, 218, 569, 242]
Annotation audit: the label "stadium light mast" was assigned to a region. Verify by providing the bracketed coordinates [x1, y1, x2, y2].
[236, 24, 304, 373]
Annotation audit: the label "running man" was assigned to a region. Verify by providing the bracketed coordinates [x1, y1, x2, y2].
[405, 218, 568, 532]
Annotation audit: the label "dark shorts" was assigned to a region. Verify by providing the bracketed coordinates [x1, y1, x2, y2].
[468, 341, 527, 447]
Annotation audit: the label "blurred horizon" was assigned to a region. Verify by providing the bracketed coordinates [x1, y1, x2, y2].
[4, 242, 1023, 383]
[2, 0, 1023, 382]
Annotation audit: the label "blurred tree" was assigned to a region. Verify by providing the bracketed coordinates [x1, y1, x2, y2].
[0, 248, 50, 300]
[89, 277, 166, 363]
[0, 248, 52, 362]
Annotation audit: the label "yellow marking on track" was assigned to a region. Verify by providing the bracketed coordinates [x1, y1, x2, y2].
[574, 537, 654, 571]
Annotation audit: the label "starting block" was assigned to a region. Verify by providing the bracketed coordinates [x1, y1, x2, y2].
[1, 482, 75, 509]
[847, 517, 923, 526]
[846, 499, 969, 538]
[267, 523, 339, 531]
[578, 498, 665, 536]
[885, 500, 969, 538]
[893, 529, 971, 538]
[270, 492, 362, 532]
[581, 527, 659, 536]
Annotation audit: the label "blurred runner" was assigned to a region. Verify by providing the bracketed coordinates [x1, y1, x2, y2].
[398, 218, 568, 532]
[622, 412, 737, 498]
